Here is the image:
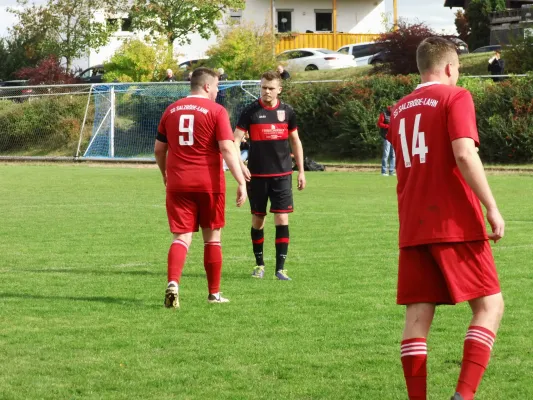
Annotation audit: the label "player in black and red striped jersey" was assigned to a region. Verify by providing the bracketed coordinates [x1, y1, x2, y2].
[233, 71, 306, 281]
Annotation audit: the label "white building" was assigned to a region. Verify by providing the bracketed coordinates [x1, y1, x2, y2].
[74, 0, 385, 70]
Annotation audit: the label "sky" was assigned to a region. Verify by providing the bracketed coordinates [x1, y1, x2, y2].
[0, 0, 459, 37]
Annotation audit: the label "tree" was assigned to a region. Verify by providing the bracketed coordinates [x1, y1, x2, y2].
[8, 0, 125, 71]
[372, 21, 439, 75]
[464, 0, 506, 50]
[454, 10, 469, 43]
[130, 0, 244, 55]
[206, 23, 276, 80]
[103, 38, 179, 82]
[0, 33, 49, 80]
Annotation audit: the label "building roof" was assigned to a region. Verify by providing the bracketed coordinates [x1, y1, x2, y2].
[444, 0, 468, 8]
[445, 0, 533, 8]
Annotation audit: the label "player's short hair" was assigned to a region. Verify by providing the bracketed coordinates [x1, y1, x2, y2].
[416, 37, 458, 74]
[261, 70, 282, 84]
[190, 67, 218, 91]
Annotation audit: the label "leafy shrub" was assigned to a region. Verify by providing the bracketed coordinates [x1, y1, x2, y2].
[206, 23, 277, 80]
[15, 55, 79, 84]
[503, 34, 533, 74]
[104, 38, 179, 83]
[0, 95, 89, 155]
[283, 75, 533, 163]
[371, 21, 438, 75]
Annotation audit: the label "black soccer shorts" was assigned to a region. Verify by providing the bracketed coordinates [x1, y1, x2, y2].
[247, 175, 294, 215]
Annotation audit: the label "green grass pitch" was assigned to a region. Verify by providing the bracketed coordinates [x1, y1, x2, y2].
[0, 164, 532, 400]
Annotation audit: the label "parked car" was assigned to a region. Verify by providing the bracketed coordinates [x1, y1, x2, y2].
[77, 65, 105, 83]
[337, 42, 383, 66]
[472, 45, 502, 53]
[276, 48, 356, 71]
[450, 37, 469, 54]
[178, 58, 209, 79]
[0, 80, 34, 101]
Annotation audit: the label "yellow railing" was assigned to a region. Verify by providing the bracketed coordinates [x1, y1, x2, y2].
[275, 33, 380, 54]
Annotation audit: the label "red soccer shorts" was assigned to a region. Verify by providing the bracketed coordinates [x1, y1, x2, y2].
[166, 192, 225, 233]
[397, 240, 501, 305]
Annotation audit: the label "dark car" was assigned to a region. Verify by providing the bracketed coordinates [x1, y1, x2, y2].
[472, 45, 502, 54]
[0, 80, 34, 101]
[77, 65, 105, 83]
[178, 58, 209, 80]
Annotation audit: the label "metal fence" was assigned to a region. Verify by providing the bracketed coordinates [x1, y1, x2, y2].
[0, 81, 261, 161]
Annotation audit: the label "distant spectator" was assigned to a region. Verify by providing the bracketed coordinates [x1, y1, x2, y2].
[217, 68, 228, 81]
[164, 69, 176, 82]
[187, 71, 192, 81]
[277, 65, 290, 80]
[377, 106, 395, 176]
[488, 50, 505, 82]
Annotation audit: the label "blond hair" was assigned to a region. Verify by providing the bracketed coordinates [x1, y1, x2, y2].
[416, 37, 458, 74]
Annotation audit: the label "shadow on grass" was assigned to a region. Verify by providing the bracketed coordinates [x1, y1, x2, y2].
[17, 268, 162, 276]
[0, 292, 150, 307]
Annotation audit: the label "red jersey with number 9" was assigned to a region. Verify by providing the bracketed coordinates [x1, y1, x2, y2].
[387, 83, 488, 248]
[157, 96, 234, 193]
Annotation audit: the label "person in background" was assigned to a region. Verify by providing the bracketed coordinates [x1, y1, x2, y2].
[377, 106, 395, 176]
[276, 65, 291, 80]
[488, 50, 505, 82]
[164, 69, 176, 82]
[217, 68, 228, 81]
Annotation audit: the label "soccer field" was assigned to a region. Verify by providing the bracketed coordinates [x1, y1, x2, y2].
[0, 164, 532, 400]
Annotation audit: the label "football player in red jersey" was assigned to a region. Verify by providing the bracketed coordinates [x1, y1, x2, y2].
[387, 38, 505, 400]
[233, 71, 306, 281]
[155, 67, 247, 308]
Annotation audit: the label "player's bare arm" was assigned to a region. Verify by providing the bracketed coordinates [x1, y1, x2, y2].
[154, 139, 168, 186]
[233, 127, 251, 181]
[219, 139, 247, 207]
[289, 130, 306, 191]
[452, 137, 504, 242]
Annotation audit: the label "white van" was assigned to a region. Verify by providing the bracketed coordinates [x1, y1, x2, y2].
[337, 42, 381, 66]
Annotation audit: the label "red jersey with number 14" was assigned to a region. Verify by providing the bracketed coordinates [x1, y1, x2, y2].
[157, 96, 234, 193]
[387, 83, 488, 248]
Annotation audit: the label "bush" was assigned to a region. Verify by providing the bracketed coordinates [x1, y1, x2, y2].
[283, 75, 533, 163]
[0, 95, 89, 155]
[15, 55, 79, 84]
[104, 39, 179, 83]
[503, 34, 533, 74]
[206, 23, 277, 80]
[372, 21, 438, 75]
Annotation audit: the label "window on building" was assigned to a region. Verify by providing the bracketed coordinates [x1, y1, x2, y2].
[277, 11, 292, 32]
[315, 11, 332, 32]
[106, 17, 133, 32]
[229, 9, 243, 23]
[121, 17, 132, 32]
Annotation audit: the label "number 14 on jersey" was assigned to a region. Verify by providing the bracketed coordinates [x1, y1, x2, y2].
[398, 113, 428, 168]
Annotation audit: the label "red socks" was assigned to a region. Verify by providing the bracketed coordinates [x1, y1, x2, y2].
[204, 241, 222, 294]
[401, 338, 428, 400]
[167, 239, 188, 283]
[456, 326, 495, 400]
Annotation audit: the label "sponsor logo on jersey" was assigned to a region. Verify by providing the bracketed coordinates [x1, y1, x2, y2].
[259, 115, 266, 119]
[277, 110, 286, 122]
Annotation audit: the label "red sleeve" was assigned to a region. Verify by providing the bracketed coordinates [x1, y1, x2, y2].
[158, 109, 168, 137]
[448, 89, 479, 146]
[215, 107, 234, 141]
[377, 112, 388, 129]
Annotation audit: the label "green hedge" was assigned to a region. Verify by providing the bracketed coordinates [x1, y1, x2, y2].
[283, 74, 533, 163]
[0, 96, 89, 156]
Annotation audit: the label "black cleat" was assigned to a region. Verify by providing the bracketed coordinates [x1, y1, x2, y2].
[451, 393, 464, 400]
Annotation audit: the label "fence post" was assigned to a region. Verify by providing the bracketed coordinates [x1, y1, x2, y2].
[110, 86, 115, 158]
[76, 84, 94, 159]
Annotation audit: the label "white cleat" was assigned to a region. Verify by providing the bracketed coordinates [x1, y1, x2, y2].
[207, 292, 230, 304]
